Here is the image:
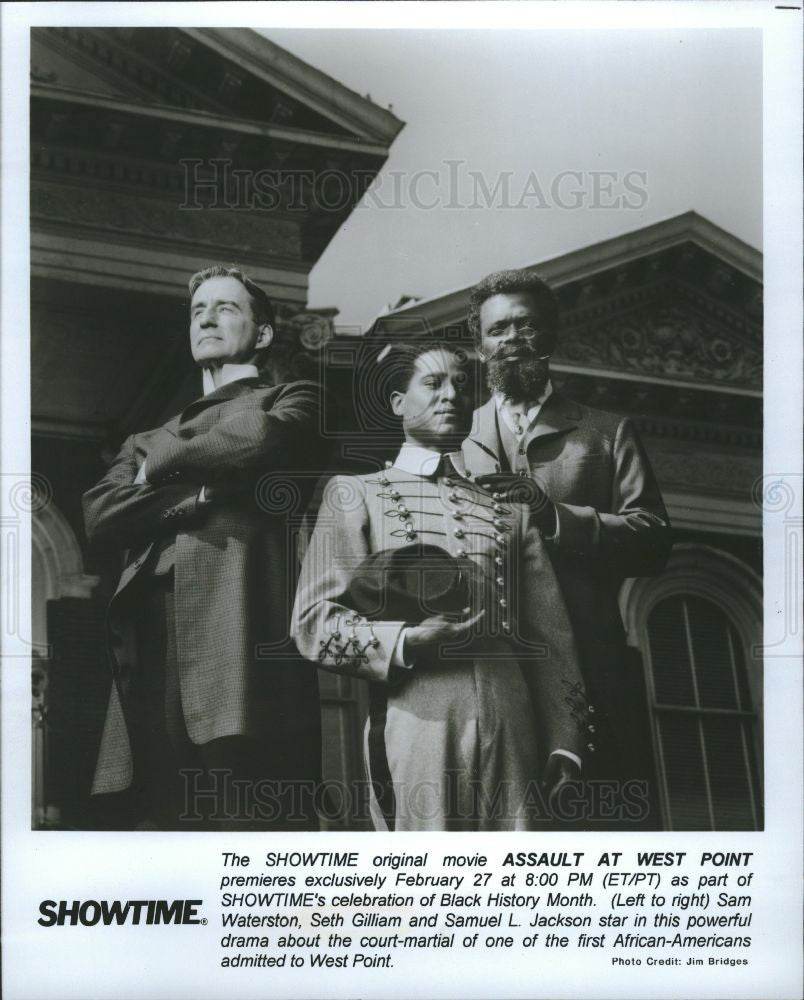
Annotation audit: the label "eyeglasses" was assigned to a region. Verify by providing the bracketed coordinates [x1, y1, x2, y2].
[484, 317, 552, 339]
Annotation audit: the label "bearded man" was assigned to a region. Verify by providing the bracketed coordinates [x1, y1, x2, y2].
[462, 267, 672, 824]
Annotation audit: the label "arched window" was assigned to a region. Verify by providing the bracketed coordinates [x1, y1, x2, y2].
[620, 545, 762, 831]
[32, 501, 99, 828]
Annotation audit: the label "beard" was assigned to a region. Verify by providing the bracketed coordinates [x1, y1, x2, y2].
[486, 347, 550, 401]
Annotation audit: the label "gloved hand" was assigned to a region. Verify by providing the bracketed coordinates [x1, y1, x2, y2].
[474, 472, 557, 536]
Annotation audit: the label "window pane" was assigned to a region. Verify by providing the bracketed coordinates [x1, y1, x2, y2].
[647, 598, 695, 706]
[657, 713, 711, 829]
[730, 625, 754, 712]
[703, 715, 759, 830]
[686, 596, 738, 710]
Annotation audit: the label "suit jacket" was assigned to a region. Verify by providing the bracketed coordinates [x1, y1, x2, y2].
[84, 377, 326, 794]
[462, 391, 672, 778]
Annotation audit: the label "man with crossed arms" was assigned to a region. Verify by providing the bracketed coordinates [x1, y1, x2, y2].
[84, 266, 325, 830]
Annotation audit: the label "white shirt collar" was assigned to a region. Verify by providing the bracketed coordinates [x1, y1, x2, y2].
[495, 380, 553, 436]
[393, 444, 460, 478]
[202, 363, 259, 396]
[494, 379, 553, 414]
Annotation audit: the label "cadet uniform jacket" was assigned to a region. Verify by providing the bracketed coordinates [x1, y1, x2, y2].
[291, 451, 593, 830]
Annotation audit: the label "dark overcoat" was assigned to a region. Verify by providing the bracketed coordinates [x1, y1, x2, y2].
[83, 377, 325, 794]
[462, 391, 672, 781]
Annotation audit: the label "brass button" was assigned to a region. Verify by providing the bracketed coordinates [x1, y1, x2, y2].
[457, 548, 468, 558]
[499, 598, 508, 609]
[496, 577, 505, 587]
[453, 528, 465, 539]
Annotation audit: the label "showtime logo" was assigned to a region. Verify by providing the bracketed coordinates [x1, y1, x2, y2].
[38, 899, 205, 926]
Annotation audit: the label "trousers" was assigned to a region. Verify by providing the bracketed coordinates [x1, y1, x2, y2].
[127, 574, 318, 831]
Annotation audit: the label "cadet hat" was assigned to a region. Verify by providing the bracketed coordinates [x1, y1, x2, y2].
[346, 544, 469, 624]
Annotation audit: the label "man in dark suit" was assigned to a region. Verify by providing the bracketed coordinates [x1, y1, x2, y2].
[461, 267, 672, 824]
[84, 266, 325, 830]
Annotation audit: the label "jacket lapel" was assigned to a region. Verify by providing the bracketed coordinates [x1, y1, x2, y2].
[521, 390, 581, 449]
[462, 397, 504, 475]
[462, 390, 583, 475]
[177, 377, 263, 431]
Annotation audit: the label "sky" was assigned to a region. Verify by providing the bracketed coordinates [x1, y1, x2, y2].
[263, 28, 762, 331]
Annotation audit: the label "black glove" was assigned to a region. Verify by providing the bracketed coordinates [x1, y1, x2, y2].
[474, 472, 557, 536]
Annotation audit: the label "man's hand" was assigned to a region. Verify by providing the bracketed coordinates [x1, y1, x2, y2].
[404, 608, 485, 660]
[200, 481, 250, 505]
[541, 752, 581, 799]
[474, 472, 557, 535]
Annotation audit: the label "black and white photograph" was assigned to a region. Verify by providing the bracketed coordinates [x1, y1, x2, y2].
[3, 3, 801, 999]
[27, 21, 764, 834]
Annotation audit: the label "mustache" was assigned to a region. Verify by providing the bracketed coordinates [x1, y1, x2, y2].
[489, 341, 546, 361]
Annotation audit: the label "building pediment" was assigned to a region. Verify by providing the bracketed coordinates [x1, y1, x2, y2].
[32, 27, 403, 142]
[31, 28, 405, 282]
[376, 213, 762, 396]
[553, 238, 762, 395]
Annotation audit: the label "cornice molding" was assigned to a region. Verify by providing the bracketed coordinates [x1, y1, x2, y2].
[32, 84, 395, 158]
[31, 179, 304, 263]
[35, 27, 224, 112]
[183, 28, 405, 145]
[31, 230, 309, 303]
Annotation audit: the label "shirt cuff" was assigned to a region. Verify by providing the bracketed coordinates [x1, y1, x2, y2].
[541, 508, 560, 542]
[391, 628, 414, 670]
[550, 748, 582, 772]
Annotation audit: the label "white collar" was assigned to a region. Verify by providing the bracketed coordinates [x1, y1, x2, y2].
[494, 379, 553, 415]
[393, 444, 460, 478]
[202, 363, 259, 396]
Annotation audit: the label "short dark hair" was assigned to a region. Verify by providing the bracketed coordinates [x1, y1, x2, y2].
[467, 267, 559, 343]
[379, 339, 475, 397]
[188, 265, 276, 328]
